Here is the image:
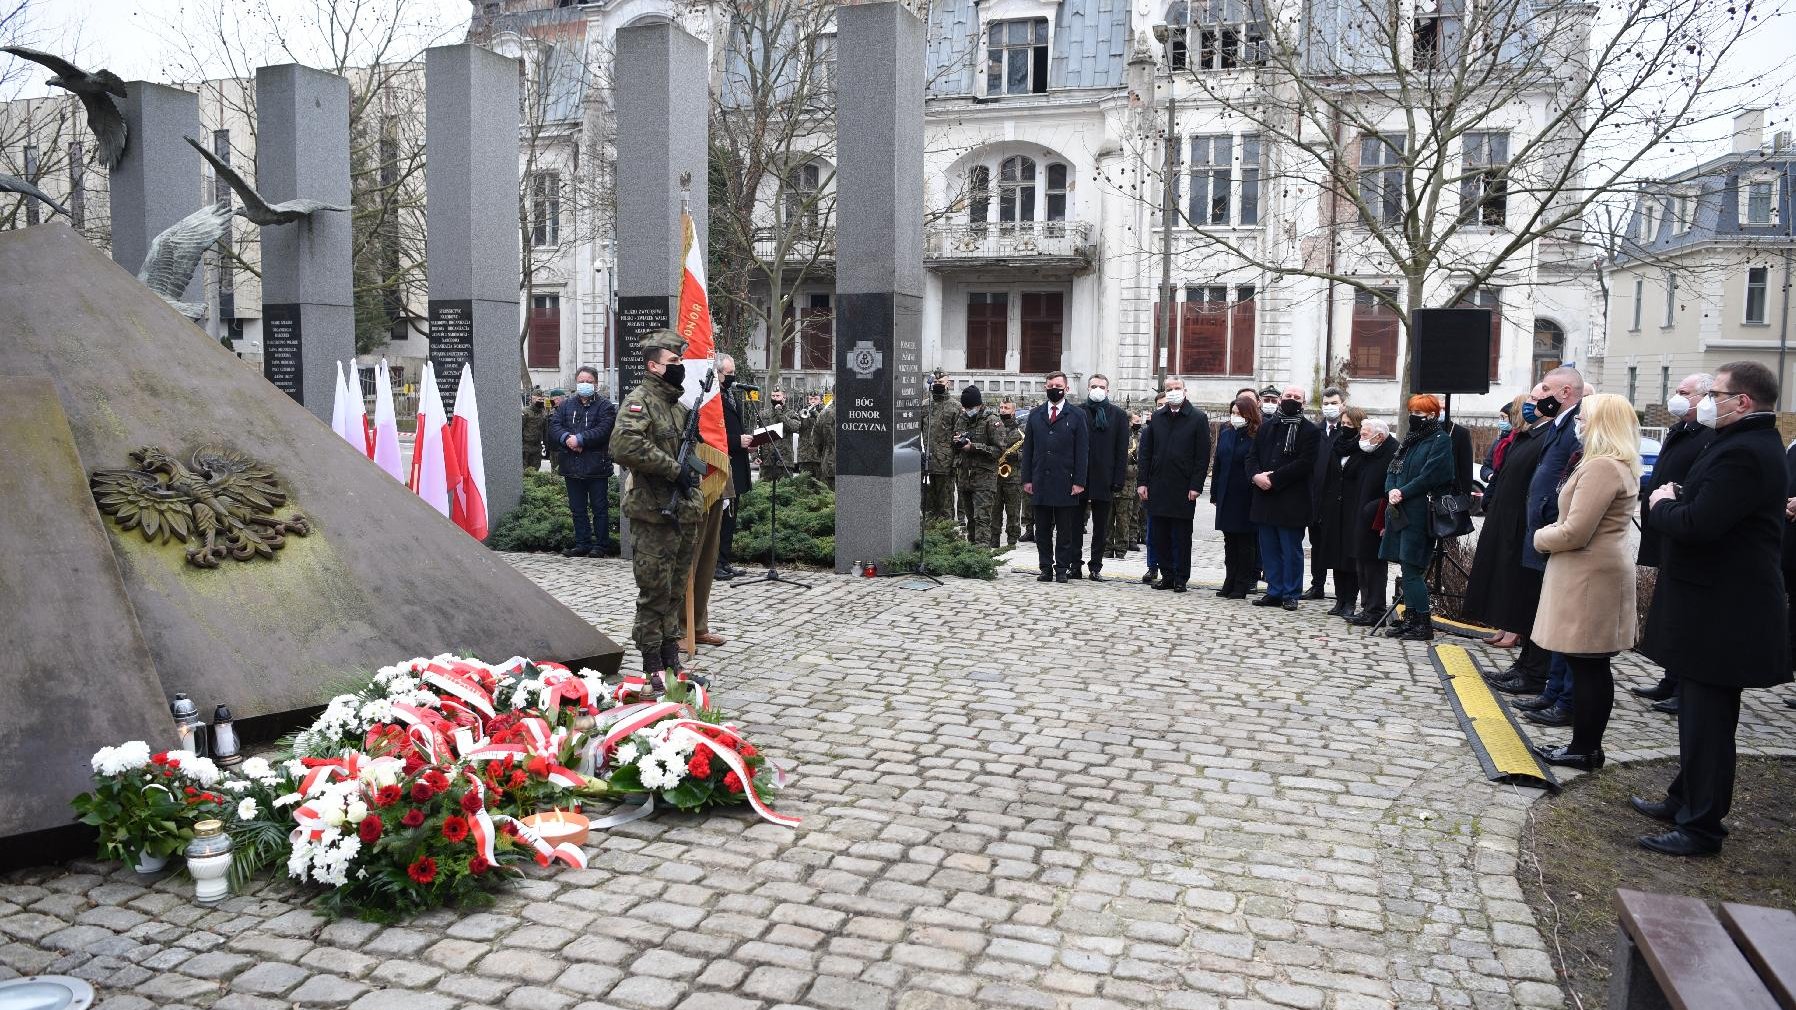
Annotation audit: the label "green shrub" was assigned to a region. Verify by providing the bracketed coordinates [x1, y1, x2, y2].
[733, 475, 836, 568]
[487, 470, 619, 552]
[882, 520, 998, 581]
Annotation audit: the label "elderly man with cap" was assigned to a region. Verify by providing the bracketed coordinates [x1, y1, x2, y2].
[608, 331, 705, 693]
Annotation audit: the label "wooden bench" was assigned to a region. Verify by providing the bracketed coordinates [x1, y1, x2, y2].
[1609, 888, 1796, 1010]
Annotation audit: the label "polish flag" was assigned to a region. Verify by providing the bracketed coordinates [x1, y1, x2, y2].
[444, 366, 488, 540]
[409, 361, 451, 517]
[370, 358, 404, 481]
[330, 361, 361, 449]
[675, 208, 730, 503]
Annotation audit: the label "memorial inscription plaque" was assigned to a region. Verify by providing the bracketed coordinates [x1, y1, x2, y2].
[429, 298, 474, 411]
[262, 303, 303, 402]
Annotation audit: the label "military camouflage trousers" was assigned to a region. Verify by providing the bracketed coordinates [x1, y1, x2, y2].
[956, 472, 999, 548]
[924, 471, 955, 522]
[630, 518, 698, 655]
[997, 481, 1024, 547]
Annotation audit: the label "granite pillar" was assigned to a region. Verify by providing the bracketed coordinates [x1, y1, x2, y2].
[256, 64, 354, 423]
[426, 44, 524, 519]
[108, 82, 202, 302]
[833, 2, 925, 574]
[613, 22, 709, 557]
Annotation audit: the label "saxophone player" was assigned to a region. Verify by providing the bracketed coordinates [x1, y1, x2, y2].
[996, 398, 1025, 549]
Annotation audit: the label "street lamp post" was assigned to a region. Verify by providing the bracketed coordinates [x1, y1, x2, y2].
[1151, 26, 1176, 393]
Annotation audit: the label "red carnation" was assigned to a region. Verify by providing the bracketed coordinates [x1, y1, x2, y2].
[410, 780, 435, 803]
[467, 856, 490, 875]
[150, 752, 169, 766]
[401, 808, 425, 829]
[402, 752, 426, 775]
[440, 815, 470, 843]
[508, 770, 527, 788]
[687, 751, 712, 780]
[423, 769, 449, 791]
[183, 786, 198, 796]
[459, 789, 482, 814]
[526, 756, 549, 777]
[723, 771, 744, 795]
[357, 814, 383, 844]
[500, 821, 519, 837]
[739, 744, 757, 758]
[406, 855, 437, 885]
[375, 784, 402, 808]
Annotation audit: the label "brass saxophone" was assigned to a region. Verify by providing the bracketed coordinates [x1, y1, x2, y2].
[996, 437, 1024, 479]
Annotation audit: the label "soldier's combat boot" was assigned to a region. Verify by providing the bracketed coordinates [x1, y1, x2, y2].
[640, 650, 666, 697]
[662, 640, 709, 689]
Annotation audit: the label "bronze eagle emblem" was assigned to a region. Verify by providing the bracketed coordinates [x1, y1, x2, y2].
[90, 447, 312, 568]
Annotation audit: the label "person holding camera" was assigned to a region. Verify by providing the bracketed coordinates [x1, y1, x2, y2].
[952, 385, 1012, 547]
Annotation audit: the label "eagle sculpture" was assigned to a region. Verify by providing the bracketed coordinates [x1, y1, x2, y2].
[1, 47, 128, 169]
[90, 446, 312, 568]
[0, 172, 70, 218]
[137, 204, 232, 319]
[186, 135, 347, 225]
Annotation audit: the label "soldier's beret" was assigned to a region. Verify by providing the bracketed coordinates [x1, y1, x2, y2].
[642, 329, 687, 356]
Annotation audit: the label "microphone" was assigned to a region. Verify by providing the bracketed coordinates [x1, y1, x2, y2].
[734, 382, 762, 393]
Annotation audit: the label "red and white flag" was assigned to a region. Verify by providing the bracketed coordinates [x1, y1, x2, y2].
[370, 358, 404, 481]
[445, 365, 489, 540]
[409, 361, 451, 518]
[330, 361, 361, 449]
[675, 209, 730, 504]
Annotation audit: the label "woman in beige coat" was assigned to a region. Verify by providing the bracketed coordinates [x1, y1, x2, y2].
[1529, 394, 1643, 770]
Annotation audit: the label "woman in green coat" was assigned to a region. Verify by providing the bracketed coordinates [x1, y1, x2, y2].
[1379, 394, 1458, 641]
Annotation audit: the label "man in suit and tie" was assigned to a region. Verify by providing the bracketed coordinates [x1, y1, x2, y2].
[1021, 371, 1090, 583]
[1304, 386, 1348, 601]
[1517, 366, 1585, 728]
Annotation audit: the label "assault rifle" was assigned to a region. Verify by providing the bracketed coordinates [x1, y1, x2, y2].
[660, 370, 715, 519]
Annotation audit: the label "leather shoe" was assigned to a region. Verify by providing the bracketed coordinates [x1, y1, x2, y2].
[1326, 602, 1351, 617]
[561, 546, 592, 558]
[714, 566, 736, 581]
[1629, 796, 1677, 824]
[1532, 743, 1604, 771]
[1301, 586, 1327, 600]
[1172, 581, 1188, 593]
[1140, 570, 1158, 585]
[1652, 697, 1680, 715]
[1087, 567, 1106, 583]
[1064, 569, 1082, 580]
[1252, 594, 1283, 607]
[1036, 573, 1054, 582]
[1346, 609, 1380, 626]
[1637, 829, 1719, 857]
[1281, 598, 1300, 611]
[1630, 679, 1676, 701]
[1054, 572, 1069, 583]
[1153, 578, 1174, 590]
[694, 632, 727, 646]
[1513, 694, 1555, 712]
[1490, 675, 1547, 697]
[1523, 703, 1573, 727]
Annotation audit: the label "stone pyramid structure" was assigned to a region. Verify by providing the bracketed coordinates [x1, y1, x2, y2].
[0, 223, 620, 838]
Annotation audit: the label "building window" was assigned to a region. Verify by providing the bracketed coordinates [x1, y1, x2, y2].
[1672, 192, 1692, 234]
[1663, 272, 1676, 327]
[1045, 163, 1068, 223]
[530, 171, 560, 247]
[967, 165, 991, 227]
[986, 19, 1048, 96]
[1630, 276, 1643, 331]
[1177, 284, 1255, 376]
[1640, 198, 1661, 240]
[966, 292, 1008, 370]
[528, 294, 561, 369]
[809, 33, 835, 96]
[1743, 178, 1777, 226]
[1241, 134, 1261, 225]
[998, 155, 1036, 224]
[1627, 366, 1638, 403]
[1461, 132, 1508, 227]
[1019, 291, 1064, 373]
[1167, 0, 1266, 72]
[1350, 287, 1400, 379]
[1358, 134, 1405, 227]
[67, 141, 84, 228]
[1187, 136, 1232, 226]
[1455, 287, 1501, 381]
[1533, 319, 1564, 383]
[1745, 266, 1769, 324]
[1659, 365, 1670, 405]
[1412, 0, 1460, 70]
[800, 292, 832, 371]
[21, 145, 39, 225]
[783, 161, 820, 235]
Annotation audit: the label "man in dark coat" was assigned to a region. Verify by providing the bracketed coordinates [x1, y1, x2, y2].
[1079, 374, 1131, 581]
[547, 365, 617, 557]
[1305, 386, 1348, 599]
[1517, 367, 1585, 727]
[716, 363, 754, 582]
[1785, 439, 1796, 710]
[1021, 370, 1089, 583]
[1471, 405, 1557, 698]
[1248, 384, 1320, 609]
[1134, 377, 1211, 592]
[1631, 372, 1716, 712]
[1342, 418, 1398, 624]
[1633, 360, 1792, 856]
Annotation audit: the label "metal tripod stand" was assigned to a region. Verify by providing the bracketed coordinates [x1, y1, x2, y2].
[731, 392, 811, 592]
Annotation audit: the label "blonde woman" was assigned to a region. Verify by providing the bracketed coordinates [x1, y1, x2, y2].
[1528, 394, 1643, 770]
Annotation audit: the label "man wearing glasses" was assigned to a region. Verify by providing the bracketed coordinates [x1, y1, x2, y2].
[1633, 360, 1791, 856]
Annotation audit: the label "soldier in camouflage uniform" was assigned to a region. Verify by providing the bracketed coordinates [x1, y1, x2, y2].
[995, 398, 1025, 548]
[950, 385, 1010, 547]
[813, 397, 837, 489]
[759, 388, 797, 483]
[608, 331, 704, 692]
[923, 370, 958, 521]
[1109, 406, 1143, 558]
[794, 392, 824, 481]
[521, 394, 549, 472]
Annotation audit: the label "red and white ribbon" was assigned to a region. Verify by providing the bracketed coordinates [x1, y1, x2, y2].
[660, 720, 798, 829]
[422, 663, 496, 720]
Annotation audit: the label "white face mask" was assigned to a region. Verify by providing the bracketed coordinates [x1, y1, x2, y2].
[1574, 419, 1586, 441]
[1321, 404, 1341, 420]
[1228, 414, 1246, 428]
[1696, 392, 1742, 428]
[1164, 389, 1186, 405]
[1667, 394, 1691, 417]
[1358, 438, 1376, 453]
[1087, 386, 1107, 402]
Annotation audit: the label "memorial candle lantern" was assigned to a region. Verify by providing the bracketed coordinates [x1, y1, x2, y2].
[209, 705, 242, 768]
[183, 819, 233, 903]
[521, 808, 589, 847]
[169, 694, 208, 757]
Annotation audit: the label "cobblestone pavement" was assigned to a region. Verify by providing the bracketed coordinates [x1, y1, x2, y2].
[6, 527, 1795, 1010]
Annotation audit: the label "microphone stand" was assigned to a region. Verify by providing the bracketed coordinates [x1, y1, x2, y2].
[731, 391, 811, 592]
[887, 373, 944, 585]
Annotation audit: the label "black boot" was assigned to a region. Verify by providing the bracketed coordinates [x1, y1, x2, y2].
[1141, 568, 1158, 585]
[1399, 610, 1435, 641]
[662, 640, 709, 689]
[640, 650, 666, 696]
[1381, 613, 1414, 638]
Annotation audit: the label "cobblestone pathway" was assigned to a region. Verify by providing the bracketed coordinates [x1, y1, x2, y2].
[5, 543, 1794, 1010]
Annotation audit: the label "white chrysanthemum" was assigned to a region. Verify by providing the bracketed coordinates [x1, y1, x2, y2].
[237, 797, 258, 821]
[239, 756, 272, 781]
[637, 756, 668, 791]
[284, 759, 307, 778]
[615, 743, 640, 767]
[274, 792, 302, 809]
[220, 779, 251, 793]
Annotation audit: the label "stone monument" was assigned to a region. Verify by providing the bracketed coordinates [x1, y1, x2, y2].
[256, 64, 354, 423]
[0, 223, 622, 841]
[426, 43, 525, 519]
[613, 21, 709, 556]
[108, 82, 202, 301]
[833, 2, 926, 573]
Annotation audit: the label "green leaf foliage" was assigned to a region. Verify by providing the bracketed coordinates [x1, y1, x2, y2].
[881, 520, 999, 581]
[487, 470, 620, 552]
[731, 475, 836, 568]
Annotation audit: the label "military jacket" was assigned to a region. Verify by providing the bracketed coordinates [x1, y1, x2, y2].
[796, 403, 822, 464]
[608, 376, 703, 525]
[813, 401, 837, 482]
[521, 407, 548, 462]
[926, 395, 960, 474]
[952, 408, 1008, 477]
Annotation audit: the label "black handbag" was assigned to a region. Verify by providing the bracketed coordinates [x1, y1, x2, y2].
[1428, 490, 1474, 539]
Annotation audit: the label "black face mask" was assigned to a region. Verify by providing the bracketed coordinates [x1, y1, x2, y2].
[1131, 421, 1142, 431]
[722, 374, 736, 388]
[932, 384, 946, 398]
[1045, 387, 1065, 403]
[1536, 394, 1561, 418]
[1277, 398, 1302, 417]
[1410, 413, 1432, 425]
[659, 361, 686, 389]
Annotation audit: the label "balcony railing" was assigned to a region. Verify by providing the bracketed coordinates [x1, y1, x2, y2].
[925, 219, 1096, 271]
[752, 229, 835, 266]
